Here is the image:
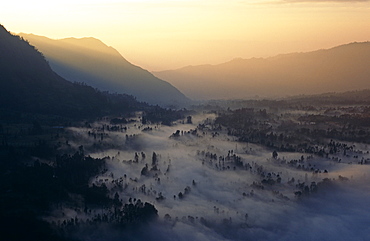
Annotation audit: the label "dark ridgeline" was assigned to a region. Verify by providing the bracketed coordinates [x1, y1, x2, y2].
[0, 24, 146, 119]
[0, 25, 183, 241]
[19, 33, 190, 107]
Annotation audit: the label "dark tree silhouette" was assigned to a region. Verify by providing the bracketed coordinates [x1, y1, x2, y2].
[272, 150, 278, 159]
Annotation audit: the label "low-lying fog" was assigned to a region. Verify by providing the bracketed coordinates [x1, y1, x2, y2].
[63, 113, 370, 241]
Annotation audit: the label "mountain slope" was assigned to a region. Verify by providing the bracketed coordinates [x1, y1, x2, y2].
[19, 33, 189, 106]
[154, 42, 370, 100]
[0, 25, 142, 118]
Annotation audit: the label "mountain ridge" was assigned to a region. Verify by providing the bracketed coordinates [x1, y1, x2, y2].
[170, 41, 370, 71]
[19, 33, 190, 107]
[0, 24, 147, 118]
[153, 42, 370, 100]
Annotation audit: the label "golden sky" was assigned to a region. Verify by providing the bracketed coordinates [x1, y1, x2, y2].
[1, 0, 370, 70]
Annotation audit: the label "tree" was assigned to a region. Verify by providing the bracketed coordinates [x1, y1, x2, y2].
[78, 145, 84, 155]
[141, 164, 149, 176]
[272, 150, 278, 159]
[178, 192, 183, 199]
[152, 152, 157, 166]
[186, 116, 192, 124]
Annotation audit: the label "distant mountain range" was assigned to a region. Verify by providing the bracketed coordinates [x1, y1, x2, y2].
[154, 42, 370, 100]
[19, 33, 189, 107]
[0, 25, 147, 118]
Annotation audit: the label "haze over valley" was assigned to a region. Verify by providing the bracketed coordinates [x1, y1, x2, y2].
[1, 1, 370, 240]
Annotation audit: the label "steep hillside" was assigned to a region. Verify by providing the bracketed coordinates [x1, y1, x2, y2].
[154, 42, 370, 100]
[0, 25, 142, 118]
[19, 33, 189, 107]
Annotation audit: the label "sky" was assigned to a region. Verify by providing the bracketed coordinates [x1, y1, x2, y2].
[1, 0, 370, 71]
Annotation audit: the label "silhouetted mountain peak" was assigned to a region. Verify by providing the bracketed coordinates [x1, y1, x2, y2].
[62, 36, 104, 46]
[0, 24, 7, 33]
[1, 26, 55, 79]
[0, 25, 145, 117]
[20, 33, 190, 106]
[60, 37, 121, 56]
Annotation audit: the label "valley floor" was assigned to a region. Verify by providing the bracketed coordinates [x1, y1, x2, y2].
[56, 112, 370, 241]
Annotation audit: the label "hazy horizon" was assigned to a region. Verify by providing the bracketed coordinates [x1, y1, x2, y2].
[16, 30, 370, 101]
[1, 17, 370, 241]
[17, 32, 370, 71]
[2, 0, 370, 71]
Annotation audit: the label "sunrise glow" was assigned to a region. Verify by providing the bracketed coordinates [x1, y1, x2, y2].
[2, 0, 370, 70]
